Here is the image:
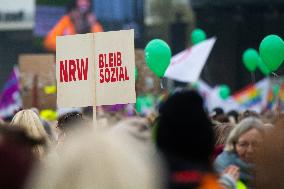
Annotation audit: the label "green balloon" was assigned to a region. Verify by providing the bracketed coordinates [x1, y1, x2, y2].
[242, 48, 258, 72]
[257, 58, 270, 76]
[145, 39, 172, 78]
[136, 95, 154, 114]
[219, 85, 231, 100]
[259, 35, 284, 72]
[191, 28, 207, 45]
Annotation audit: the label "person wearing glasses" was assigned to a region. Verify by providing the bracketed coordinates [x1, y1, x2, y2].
[214, 117, 265, 187]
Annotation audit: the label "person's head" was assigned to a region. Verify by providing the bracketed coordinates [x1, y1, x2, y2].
[82, 106, 93, 118]
[227, 110, 239, 124]
[156, 90, 214, 164]
[213, 114, 230, 123]
[110, 117, 152, 150]
[212, 107, 224, 117]
[30, 107, 55, 142]
[67, 0, 92, 14]
[0, 123, 41, 189]
[27, 131, 163, 189]
[211, 107, 228, 122]
[10, 109, 49, 158]
[238, 110, 260, 122]
[225, 117, 264, 163]
[57, 112, 84, 134]
[56, 112, 88, 147]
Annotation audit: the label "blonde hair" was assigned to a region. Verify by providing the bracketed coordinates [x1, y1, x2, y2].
[27, 130, 163, 189]
[224, 117, 264, 152]
[11, 109, 50, 158]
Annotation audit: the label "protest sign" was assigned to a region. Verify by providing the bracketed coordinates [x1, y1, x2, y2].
[94, 30, 136, 105]
[19, 54, 56, 110]
[56, 33, 95, 108]
[56, 30, 136, 124]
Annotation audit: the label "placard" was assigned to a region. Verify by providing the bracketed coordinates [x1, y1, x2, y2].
[56, 33, 95, 108]
[19, 54, 55, 109]
[56, 30, 136, 110]
[94, 30, 136, 105]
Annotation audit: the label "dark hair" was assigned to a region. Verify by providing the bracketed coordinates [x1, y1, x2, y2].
[227, 110, 239, 123]
[156, 90, 214, 164]
[82, 106, 93, 118]
[66, 0, 93, 13]
[57, 112, 84, 133]
[0, 123, 39, 189]
[238, 110, 260, 122]
[212, 107, 224, 116]
[213, 114, 230, 123]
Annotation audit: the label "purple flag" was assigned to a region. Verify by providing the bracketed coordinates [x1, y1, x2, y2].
[0, 67, 22, 118]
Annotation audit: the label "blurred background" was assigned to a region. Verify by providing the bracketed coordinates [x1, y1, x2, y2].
[1, 2, 284, 189]
[1, 0, 284, 91]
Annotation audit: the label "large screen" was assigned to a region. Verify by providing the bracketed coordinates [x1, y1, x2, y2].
[34, 0, 144, 46]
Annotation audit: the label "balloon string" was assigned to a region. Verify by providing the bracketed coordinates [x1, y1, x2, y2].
[160, 78, 165, 89]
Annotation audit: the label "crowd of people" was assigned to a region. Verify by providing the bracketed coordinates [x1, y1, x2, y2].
[1, 0, 283, 188]
[0, 89, 283, 189]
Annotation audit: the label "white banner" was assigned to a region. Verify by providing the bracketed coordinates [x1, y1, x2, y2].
[165, 37, 216, 83]
[207, 87, 239, 113]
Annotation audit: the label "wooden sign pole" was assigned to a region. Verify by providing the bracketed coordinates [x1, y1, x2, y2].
[93, 105, 97, 127]
[93, 46, 97, 128]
